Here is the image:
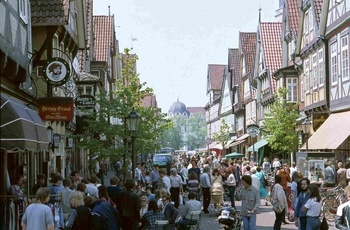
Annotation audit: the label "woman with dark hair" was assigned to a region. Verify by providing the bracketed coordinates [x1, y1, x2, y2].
[98, 185, 116, 208]
[272, 175, 288, 230]
[302, 184, 322, 229]
[140, 200, 165, 230]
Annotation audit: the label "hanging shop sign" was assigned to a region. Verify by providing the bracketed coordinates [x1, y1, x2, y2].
[42, 57, 71, 86]
[75, 95, 96, 109]
[39, 97, 74, 121]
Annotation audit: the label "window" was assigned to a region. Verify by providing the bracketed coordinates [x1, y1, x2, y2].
[319, 49, 324, 86]
[341, 36, 349, 80]
[331, 42, 338, 84]
[312, 54, 318, 89]
[19, 0, 28, 24]
[304, 12, 309, 44]
[305, 59, 310, 92]
[288, 41, 295, 60]
[301, 75, 304, 101]
[52, 34, 59, 57]
[244, 80, 250, 99]
[287, 78, 298, 102]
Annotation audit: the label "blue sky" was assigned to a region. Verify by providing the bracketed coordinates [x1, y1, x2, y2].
[94, 0, 279, 112]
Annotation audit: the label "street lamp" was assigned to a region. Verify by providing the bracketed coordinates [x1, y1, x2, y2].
[247, 124, 260, 163]
[302, 118, 312, 153]
[125, 109, 141, 180]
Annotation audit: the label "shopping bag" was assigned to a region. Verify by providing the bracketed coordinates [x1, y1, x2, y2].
[179, 194, 183, 205]
[320, 216, 329, 230]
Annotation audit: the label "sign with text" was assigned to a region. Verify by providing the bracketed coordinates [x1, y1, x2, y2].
[39, 97, 74, 121]
[75, 95, 96, 109]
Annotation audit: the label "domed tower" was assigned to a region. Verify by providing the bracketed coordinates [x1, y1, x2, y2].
[168, 99, 190, 117]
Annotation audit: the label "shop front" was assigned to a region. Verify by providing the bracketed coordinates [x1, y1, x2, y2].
[0, 93, 49, 194]
[296, 152, 336, 186]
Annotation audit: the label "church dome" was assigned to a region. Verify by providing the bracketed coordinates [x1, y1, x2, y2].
[169, 100, 190, 117]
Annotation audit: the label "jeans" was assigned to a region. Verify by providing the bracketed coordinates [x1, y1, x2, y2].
[298, 217, 307, 230]
[228, 186, 236, 208]
[306, 217, 320, 230]
[274, 208, 285, 230]
[242, 215, 257, 230]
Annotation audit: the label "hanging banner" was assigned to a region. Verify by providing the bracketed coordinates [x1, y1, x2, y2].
[39, 97, 74, 121]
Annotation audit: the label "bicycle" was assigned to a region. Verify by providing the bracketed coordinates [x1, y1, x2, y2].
[320, 183, 345, 222]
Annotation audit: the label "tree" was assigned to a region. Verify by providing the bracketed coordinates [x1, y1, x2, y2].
[76, 48, 170, 172]
[160, 120, 183, 150]
[264, 87, 300, 154]
[186, 113, 206, 150]
[212, 119, 230, 156]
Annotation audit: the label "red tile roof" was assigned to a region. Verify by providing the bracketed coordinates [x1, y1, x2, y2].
[313, 0, 323, 24]
[187, 107, 205, 116]
[260, 22, 282, 94]
[240, 32, 257, 80]
[31, 0, 69, 25]
[287, 0, 300, 37]
[228, 48, 243, 105]
[93, 16, 114, 63]
[208, 64, 226, 91]
[141, 95, 158, 108]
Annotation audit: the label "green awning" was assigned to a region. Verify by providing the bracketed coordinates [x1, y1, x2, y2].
[247, 139, 268, 152]
[225, 152, 244, 159]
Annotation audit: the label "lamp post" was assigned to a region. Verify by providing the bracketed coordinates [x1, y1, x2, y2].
[247, 124, 260, 163]
[125, 109, 141, 180]
[302, 118, 312, 153]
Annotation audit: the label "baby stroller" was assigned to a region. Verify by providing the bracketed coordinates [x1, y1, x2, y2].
[218, 207, 242, 230]
[209, 182, 224, 216]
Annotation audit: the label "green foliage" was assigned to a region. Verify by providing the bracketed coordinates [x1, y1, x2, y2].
[264, 87, 300, 153]
[186, 113, 206, 149]
[76, 48, 170, 161]
[160, 119, 183, 150]
[212, 119, 230, 155]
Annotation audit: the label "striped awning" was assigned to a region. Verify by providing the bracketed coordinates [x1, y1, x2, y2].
[1, 94, 49, 151]
[300, 111, 350, 150]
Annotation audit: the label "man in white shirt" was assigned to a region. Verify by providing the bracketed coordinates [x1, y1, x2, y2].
[250, 169, 260, 190]
[175, 192, 201, 229]
[86, 175, 99, 198]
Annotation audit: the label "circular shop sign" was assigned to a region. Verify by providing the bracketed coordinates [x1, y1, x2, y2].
[43, 57, 71, 86]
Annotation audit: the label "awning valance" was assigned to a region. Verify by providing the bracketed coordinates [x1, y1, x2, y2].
[236, 133, 250, 141]
[247, 139, 268, 152]
[226, 139, 245, 148]
[300, 111, 350, 150]
[1, 94, 49, 151]
[225, 152, 244, 159]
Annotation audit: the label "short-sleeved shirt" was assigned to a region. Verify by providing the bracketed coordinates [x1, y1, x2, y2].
[170, 175, 182, 188]
[22, 203, 54, 230]
[304, 197, 321, 217]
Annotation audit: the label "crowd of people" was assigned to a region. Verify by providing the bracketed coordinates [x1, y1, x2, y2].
[8, 153, 350, 230]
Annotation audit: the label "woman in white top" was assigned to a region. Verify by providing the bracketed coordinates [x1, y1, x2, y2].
[302, 184, 322, 230]
[225, 168, 236, 208]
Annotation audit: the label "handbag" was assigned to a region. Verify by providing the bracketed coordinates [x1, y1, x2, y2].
[320, 216, 329, 230]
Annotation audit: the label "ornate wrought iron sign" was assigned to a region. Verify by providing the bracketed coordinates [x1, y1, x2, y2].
[42, 57, 71, 86]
